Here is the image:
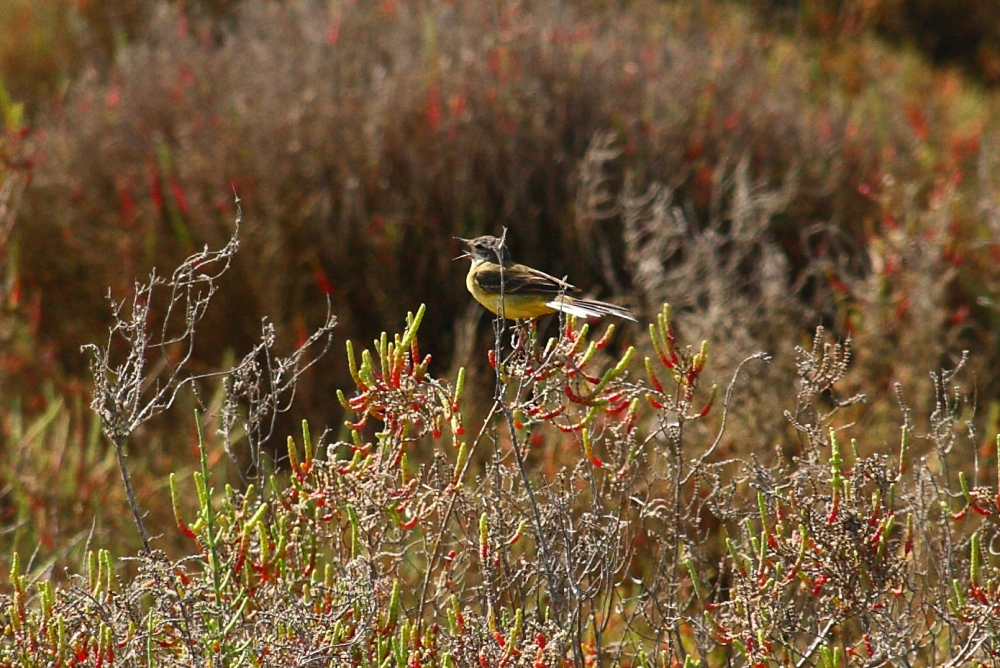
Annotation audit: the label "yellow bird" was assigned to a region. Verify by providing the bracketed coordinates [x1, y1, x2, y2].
[456, 235, 635, 321]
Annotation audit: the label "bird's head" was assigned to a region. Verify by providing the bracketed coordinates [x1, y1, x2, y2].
[454, 235, 511, 264]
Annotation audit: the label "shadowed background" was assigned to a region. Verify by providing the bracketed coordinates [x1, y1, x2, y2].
[1, 0, 1000, 567]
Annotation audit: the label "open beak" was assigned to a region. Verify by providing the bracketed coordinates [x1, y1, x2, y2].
[453, 236, 472, 260]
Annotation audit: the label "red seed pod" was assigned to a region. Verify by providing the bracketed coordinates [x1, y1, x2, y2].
[595, 327, 614, 350]
[177, 521, 197, 540]
[564, 321, 575, 341]
[538, 405, 565, 421]
[488, 350, 497, 369]
[605, 398, 630, 415]
[655, 347, 673, 370]
[624, 401, 639, 433]
[647, 367, 664, 393]
[710, 629, 732, 645]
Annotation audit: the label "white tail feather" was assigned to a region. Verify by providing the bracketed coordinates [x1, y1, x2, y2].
[546, 298, 636, 321]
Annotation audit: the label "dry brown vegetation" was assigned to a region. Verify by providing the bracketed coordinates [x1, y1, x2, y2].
[2, 0, 1000, 665]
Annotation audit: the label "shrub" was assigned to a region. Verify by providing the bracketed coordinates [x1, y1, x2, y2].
[1, 228, 999, 665]
[16, 0, 997, 437]
[749, 0, 1000, 84]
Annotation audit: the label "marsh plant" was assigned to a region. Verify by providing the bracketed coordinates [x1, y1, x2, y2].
[0, 222, 997, 666]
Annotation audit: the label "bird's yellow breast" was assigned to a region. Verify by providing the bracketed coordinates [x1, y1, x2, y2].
[466, 266, 557, 320]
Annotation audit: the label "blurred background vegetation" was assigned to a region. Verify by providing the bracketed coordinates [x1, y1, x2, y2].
[1, 0, 1000, 576]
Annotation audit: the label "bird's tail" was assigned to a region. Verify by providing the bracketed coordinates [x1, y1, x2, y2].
[545, 296, 636, 321]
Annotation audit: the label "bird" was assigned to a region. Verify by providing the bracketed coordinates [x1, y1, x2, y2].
[456, 235, 636, 321]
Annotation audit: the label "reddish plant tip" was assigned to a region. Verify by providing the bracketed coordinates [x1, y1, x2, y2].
[564, 385, 587, 404]
[711, 629, 732, 645]
[605, 398, 629, 415]
[177, 522, 196, 540]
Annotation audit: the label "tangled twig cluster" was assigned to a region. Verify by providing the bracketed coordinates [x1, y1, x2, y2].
[1, 214, 999, 667]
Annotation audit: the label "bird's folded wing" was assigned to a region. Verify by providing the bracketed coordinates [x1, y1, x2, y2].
[474, 262, 577, 296]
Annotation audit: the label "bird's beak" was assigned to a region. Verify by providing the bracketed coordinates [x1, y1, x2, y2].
[452, 236, 472, 261]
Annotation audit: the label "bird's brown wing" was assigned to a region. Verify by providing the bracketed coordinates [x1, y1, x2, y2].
[473, 262, 578, 296]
